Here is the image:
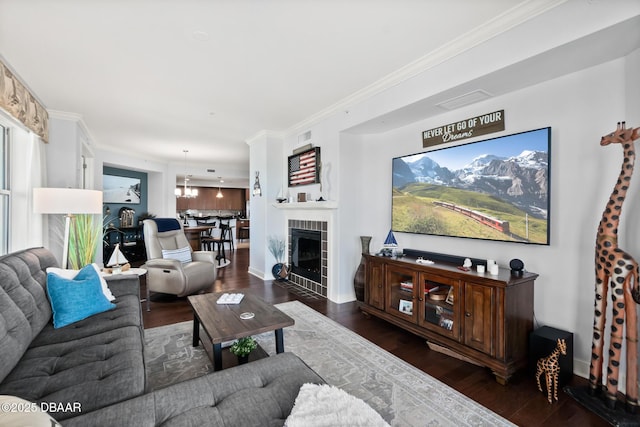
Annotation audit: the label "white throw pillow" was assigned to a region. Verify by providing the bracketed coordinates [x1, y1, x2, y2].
[46, 263, 115, 301]
[0, 395, 61, 426]
[285, 383, 389, 427]
[162, 246, 192, 264]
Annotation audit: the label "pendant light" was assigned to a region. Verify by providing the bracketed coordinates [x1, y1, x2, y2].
[176, 149, 198, 198]
[216, 177, 224, 198]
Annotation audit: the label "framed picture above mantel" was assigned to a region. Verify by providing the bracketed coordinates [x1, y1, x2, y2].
[288, 147, 320, 187]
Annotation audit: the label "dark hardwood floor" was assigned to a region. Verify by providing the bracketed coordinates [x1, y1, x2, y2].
[140, 247, 607, 427]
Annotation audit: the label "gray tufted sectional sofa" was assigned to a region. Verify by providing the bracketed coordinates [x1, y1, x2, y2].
[0, 247, 324, 426]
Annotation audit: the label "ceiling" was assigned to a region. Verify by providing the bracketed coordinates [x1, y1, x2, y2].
[0, 0, 566, 186]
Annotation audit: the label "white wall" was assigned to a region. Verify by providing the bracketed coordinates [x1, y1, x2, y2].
[244, 5, 640, 384]
[247, 132, 286, 279]
[356, 58, 634, 381]
[252, 46, 640, 384]
[46, 116, 83, 188]
[290, 51, 640, 389]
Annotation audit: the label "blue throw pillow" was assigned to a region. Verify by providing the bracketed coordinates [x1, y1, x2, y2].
[47, 264, 116, 328]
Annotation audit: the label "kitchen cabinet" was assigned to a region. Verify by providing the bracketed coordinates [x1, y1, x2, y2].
[176, 187, 246, 211]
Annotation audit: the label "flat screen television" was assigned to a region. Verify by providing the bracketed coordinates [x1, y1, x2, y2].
[392, 127, 551, 245]
[103, 174, 141, 204]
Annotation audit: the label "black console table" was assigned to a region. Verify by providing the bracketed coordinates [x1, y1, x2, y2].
[103, 226, 145, 264]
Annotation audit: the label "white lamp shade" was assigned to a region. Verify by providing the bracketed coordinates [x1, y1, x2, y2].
[33, 188, 103, 214]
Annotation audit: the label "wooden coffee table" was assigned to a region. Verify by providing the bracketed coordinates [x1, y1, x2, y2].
[187, 292, 294, 371]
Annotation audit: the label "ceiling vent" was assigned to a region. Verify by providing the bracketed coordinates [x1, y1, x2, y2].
[436, 90, 493, 111]
[298, 130, 312, 144]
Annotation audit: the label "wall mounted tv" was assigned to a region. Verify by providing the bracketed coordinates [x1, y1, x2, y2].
[392, 127, 550, 245]
[103, 174, 141, 204]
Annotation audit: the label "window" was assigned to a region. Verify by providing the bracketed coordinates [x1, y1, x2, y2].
[0, 124, 9, 255]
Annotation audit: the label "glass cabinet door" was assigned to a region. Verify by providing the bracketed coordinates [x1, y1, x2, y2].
[385, 265, 418, 322]
[418, 273, 460, 341]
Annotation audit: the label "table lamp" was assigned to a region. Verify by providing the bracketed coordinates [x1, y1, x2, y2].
[33, 188, 103, 268]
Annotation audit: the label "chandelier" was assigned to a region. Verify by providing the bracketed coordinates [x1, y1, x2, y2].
[175, 149, 198, 198]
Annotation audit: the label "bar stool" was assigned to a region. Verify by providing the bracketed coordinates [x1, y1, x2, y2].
[198, 220, 216, 251]
[217, 217, 234, 252]
[212, 224, 230, 265]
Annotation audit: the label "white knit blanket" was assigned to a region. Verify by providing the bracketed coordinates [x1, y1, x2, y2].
[285, 383, 390, 427]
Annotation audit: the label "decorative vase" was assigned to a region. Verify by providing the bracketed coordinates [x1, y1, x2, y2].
[272, 262, 289, 281]
[353, 236, 372, 302]
[237, 355, 249, 365]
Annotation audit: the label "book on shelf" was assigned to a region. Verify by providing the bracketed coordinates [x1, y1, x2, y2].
[400, 281, 413, 291]
[424, 280, 441, 292]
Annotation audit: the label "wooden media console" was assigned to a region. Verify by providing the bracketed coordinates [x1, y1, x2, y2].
[361, 253, 538, 384]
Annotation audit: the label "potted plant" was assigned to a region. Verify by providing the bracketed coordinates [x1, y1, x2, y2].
[229, 336, 257, 364]
[137, 212, 156, 226]
[68, 214, 102, 270]
[268, 235, 288, 281]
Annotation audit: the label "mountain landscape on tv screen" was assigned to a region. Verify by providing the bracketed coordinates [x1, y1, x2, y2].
[392, 146, 549, 244]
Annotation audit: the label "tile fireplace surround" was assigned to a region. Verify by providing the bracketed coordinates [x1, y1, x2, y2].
[288, 219, 328, 297]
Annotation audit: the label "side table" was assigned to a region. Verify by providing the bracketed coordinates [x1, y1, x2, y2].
[102, 267, 148, 307]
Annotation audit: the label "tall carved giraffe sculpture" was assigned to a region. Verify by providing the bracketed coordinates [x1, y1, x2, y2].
[589, 121, 640, 413]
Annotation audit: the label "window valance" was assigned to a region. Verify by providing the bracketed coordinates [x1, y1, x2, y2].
[0, 59, 49, 143]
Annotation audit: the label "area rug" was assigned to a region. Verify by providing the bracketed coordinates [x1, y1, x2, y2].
[144, 301, 514, 427]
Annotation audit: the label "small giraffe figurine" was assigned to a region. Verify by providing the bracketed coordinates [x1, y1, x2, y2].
[536, 338, 567, 404]
[589, 122, 640, 413]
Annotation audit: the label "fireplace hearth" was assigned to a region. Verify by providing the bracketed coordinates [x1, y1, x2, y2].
[288, 219, 327, 297]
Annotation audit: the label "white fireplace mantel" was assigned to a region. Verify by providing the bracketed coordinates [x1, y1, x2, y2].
[271, 201, 337, 210]
[274, 200, 349, 303]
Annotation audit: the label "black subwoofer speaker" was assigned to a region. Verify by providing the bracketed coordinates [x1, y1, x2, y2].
[529, 326, 574, 389]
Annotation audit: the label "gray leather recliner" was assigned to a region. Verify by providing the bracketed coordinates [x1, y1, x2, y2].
[142, 218, 216, 310]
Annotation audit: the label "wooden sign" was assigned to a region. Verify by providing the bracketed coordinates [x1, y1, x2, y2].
[422, 110, 505, 148]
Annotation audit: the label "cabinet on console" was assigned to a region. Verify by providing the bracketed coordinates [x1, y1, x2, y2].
[362, 254, 537, 384]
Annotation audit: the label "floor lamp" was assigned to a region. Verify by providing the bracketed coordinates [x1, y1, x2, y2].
[33, 188, 103, 269]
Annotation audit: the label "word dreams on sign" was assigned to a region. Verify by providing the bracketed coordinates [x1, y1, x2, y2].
[423, 110, 505, 148]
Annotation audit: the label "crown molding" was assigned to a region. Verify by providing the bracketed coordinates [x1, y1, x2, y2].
[47, 109, 83, 121]
[285, 0, 567, 136]
[245, 129, 285, 146]
[48, 109, 99, 153]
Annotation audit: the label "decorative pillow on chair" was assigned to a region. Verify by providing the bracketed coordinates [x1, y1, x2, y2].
[46, 263, 115, 301]
[161, 246, 192, 264]
[47, 264, 116, 329]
